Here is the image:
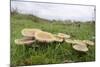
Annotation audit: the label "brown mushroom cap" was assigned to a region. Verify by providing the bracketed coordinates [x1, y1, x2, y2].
[21, 28, 42, 37]
[34, 31, 55, 43]
[72, 44, 88, 52]
[82, 40, 94, 46]
[15, 37, 35, 45]
[57, 33, 70, 39]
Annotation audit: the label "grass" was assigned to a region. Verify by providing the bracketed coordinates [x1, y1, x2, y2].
[11, 13, 95, 66]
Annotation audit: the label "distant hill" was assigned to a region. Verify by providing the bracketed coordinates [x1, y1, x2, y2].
[11, 11, 95, 24]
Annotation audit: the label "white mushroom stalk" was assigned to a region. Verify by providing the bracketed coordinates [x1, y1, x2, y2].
[34, 31, 55, 43]
[21, 28, 42, 37]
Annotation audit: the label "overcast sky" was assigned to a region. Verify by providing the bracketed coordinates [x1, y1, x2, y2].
[11, 1, 95, 21]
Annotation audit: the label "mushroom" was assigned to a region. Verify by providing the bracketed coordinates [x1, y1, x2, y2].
[73, 40, 84, 44]
[65, 39, 75, 44]
[65, 39, 85, 45]
[54, 35, 64, 42]
[21, 28, 42, 37]
[15, 37, 35, 45]
[57, 33, 71, 39]
[34, 31, 55, 43]
[82, 40, 94, 46]
[72, 44, 88, 52]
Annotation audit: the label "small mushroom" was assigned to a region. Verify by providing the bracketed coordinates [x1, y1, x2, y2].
[54, 35, 63, 42]
[21, 28, 42, 37]
[57, 33, 71, 39]
[65, 39, 75, 44]
[82, 40, 94, 46]
[65, 39, 85, 45]
[34, 31, 55, 43]
[15, 37, 35, 45]
[73, 40, 84, 44]
[72, 44, 88, 52]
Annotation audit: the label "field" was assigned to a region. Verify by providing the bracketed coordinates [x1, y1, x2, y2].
[11, 13, 95, 66]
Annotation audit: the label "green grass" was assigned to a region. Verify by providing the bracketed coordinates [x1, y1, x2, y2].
[11, 13, 95, 66]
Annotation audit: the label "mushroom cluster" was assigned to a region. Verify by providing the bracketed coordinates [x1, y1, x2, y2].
[65, 39, 94, 52]
[15, 28, 95, 52]
[15, 28, 56, 45]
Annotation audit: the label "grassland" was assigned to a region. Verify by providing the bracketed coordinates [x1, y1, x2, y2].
[11, 13, 95, 66]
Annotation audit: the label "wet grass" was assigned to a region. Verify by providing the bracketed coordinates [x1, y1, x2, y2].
[11, 13, 95, 66]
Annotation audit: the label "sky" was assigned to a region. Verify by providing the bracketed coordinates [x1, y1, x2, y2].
[11, 1, 95, 21]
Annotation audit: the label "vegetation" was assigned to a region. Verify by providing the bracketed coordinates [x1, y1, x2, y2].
[11, 13, 95, 66]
